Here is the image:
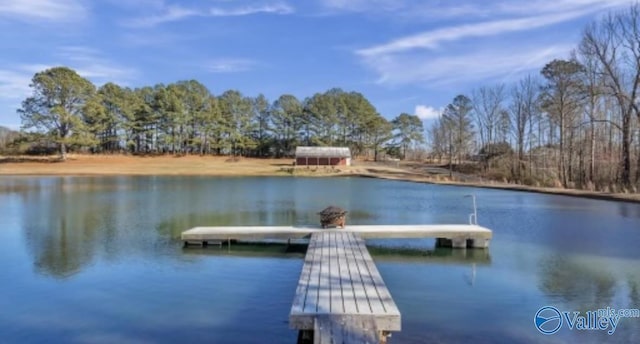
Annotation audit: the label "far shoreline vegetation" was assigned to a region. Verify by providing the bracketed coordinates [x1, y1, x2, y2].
[1, 154, 640, 205]
[2, 5, 640, 203]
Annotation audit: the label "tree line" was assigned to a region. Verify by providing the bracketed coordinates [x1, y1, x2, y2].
[13, 69, 424, 161]
[11, 5, 640, 193]
[429, 4, 640, 191]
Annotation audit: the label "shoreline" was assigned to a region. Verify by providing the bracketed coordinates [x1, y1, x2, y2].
[356, 173, 640, 204]
[1, 154, 639, 204]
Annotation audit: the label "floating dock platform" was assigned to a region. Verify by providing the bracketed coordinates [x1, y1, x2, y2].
[181, 224, 493, 343]
[181, 224, 492, 249]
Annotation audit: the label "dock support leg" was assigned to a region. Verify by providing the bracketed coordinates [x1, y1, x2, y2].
[379, 331, 391, 344]
[435, 237, 468, 249]
[296, 330, 313, 344]
[451, 238, 467, 249]
[471, 238, 490, 248]
[227, 237, 231, 252]
[435, 238, 448, 248]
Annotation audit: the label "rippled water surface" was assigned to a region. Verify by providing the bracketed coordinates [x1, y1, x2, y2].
[1, 176, 639, 343]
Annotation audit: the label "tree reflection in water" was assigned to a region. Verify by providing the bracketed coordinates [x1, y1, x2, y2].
[22, 178, 116, 278]
[539, 254, 616, 310]
[539, 254, 640, 341]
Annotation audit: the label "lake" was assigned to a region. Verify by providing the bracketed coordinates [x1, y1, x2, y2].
[1, 176, 639, 343]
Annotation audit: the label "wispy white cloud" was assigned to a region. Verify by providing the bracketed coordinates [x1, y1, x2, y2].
[18, 64, 55, 75]
[364, 44, 574, 86]
[353, 0, 634, 87]
[102, 0, 164, 11]
[209, 3, 293, 16]
[404, 0, 634, 21]
[319, 0, 402, 12]
[319, 0, 632, 18]
[125, 2, 294, 28]
[414, 105, 441, 120]
[0, 66, 34, 127]
[127, 5, 197, 28]
[358, 10, 592, 57]
[56, 46, 101, 60]
[0, 68, 34, 100]
[0, 0, 88, 22]
[0, 46, 137, 104]
[485, 0, 632, 17]
[54, 46, 138, 84]
[206, 58, 257, 73]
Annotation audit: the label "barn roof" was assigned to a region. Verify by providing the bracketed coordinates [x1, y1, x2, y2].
[295, 146, 351, 158]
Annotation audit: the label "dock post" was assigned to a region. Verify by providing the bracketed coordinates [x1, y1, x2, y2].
[451, 238, 467, 249]
[471, 238, 489, 248]
[184, 240, 205, 247]
[380, 331, 391, 344]
[296, 330, 313, 344]
[435, 237, 467, 249]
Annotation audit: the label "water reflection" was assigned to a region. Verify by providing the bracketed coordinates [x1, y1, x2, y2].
[536, 253, 640, 343]
[18, 177, 174, 278]
[367, 245, 491, 265]
[617, 202, 640, 218]
[180, 242, 491, 266]
[538, 254, 616, 310]
[21, 180, 106, 278]
[1, 176, 639, 344]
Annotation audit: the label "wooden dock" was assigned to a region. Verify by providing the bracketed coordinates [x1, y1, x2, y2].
[181, 224, 492, 249]
[290, 232, 400, 344]
[181, 224, 493, 343]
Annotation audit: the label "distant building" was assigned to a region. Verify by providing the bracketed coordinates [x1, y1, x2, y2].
[295, 146, 351, 166]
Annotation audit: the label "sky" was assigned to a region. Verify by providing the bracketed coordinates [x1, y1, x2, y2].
[0, 0, 636, 129]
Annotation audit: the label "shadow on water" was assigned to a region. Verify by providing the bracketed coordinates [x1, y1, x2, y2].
[182, 241, 309, 258]
[182, 241, 492, 266]
[368, 245, 491, 265]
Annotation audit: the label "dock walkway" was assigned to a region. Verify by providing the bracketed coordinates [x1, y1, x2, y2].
[290, 231, 400, 343]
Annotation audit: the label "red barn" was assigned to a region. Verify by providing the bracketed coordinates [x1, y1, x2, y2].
[295, 147, 351, 166]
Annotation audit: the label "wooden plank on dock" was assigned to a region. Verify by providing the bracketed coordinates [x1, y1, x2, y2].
[291, 232, 317, 316]
[328, 233, 343, 315]
[314, 316, 379, 344]
[290, 232, 401, 337]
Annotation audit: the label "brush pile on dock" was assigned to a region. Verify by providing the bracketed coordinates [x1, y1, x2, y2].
[318, 206, 347, 228]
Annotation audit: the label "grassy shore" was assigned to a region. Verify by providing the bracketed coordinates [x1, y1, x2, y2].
[0, 154, 374, 177]
[1, 154, 639, 203]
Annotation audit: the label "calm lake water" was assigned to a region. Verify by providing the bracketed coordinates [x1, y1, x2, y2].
[1, 176, 639, 343]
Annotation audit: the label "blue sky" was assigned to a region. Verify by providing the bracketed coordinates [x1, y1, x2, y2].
[0, 0, 635, 129]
